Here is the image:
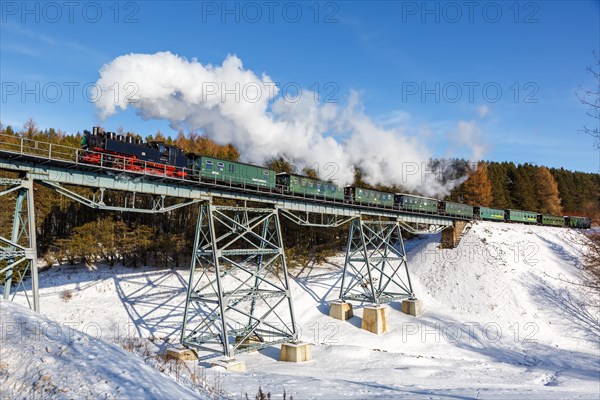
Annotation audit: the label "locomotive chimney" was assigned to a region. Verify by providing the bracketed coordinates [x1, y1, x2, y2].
[92, 126, 99, 136]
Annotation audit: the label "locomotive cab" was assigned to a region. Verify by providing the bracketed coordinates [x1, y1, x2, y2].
[147, 142, 189, 168]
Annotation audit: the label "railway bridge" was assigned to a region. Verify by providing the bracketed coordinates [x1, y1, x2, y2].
[0, 135, 466, 358]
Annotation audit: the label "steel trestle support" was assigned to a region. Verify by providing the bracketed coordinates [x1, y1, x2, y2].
[181, 203, 297, 358]
[0, 178, 39, 311]
[339, 218, 414, 305]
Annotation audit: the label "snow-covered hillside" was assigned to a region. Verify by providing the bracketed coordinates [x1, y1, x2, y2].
[0, 300, 206, 399]
[3, 221, 599, 399]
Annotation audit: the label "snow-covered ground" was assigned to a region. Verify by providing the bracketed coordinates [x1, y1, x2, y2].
[0, 300, 205, 399]
[2, 221, 599, 399]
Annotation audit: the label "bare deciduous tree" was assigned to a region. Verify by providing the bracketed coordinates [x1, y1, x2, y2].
[577, 52, 600, 149]
[583, 232, 600, 287]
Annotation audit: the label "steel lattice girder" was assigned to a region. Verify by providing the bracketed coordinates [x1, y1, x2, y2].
[339, 218, 414, 305]
[0, 178, 39, 311]
[181, 204, 297, 358]
[37, 181, 203, 214]
[397, 220, 448, 234]
[278, 209, 356, 227]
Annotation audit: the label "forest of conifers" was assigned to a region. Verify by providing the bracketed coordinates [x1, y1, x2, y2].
[1, 122, 598, 269]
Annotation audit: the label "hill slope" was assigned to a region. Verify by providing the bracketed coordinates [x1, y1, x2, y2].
[0, 300, 206, 399]
[4, 221, 599, 399]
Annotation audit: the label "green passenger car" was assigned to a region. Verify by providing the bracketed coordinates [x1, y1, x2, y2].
[276, 174, 344, 200]
[346, 187, 395, 207]
[506, 209, 538, 224]
[191, 156, 276, 188]
[540, 215, 565, 227]
[477, 207, 505, 221]
[566, 216, 591, 229]
[443, 202, 474, 218]
[396, 194, 439, 213]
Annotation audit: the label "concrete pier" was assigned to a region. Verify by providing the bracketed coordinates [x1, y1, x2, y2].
[211, 358, 247, 372]
[441, 220, 469, 249]
[235, 335, 262, 352]
[361, 305, 389, 335]
[280, 342, 312, 362]
[329, 301, 354, 321]
[166, 346, 198, 361]
[401, 298, 424, 316]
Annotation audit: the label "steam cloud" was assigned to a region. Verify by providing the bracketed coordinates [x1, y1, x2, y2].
[95, 51, 483, 196]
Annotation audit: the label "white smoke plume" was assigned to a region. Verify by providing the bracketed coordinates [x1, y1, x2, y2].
[95, 51, 480, 197]
[452, 120, 488, 161]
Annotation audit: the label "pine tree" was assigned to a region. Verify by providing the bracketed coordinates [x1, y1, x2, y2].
[487, 162, 511, 208]
[511, 166, 538, 211]
[462, 161, 493, 206]
[535, 167, 563, 215]
[266, 157, 296, 174]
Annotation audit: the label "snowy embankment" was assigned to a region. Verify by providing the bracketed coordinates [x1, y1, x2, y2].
[0, 300, 204, 399]
[3, 221, 599, 399]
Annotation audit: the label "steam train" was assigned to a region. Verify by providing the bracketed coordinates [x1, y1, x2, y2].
[80, 127, 592, 229]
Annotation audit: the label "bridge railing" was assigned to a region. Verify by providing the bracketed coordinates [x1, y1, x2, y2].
[0, 134, 79, 163]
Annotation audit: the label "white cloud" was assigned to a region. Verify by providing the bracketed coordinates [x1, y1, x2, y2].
[378, 110, 411, 128]
[478, 105, 490, 117]
[452, 120, 489, 161]
[95, 52, 485, 196]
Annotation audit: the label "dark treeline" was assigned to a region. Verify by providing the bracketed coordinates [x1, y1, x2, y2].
[0, 121, 598, 269]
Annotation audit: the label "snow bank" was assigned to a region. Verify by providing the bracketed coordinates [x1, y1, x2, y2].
[0, 300, 204, 399]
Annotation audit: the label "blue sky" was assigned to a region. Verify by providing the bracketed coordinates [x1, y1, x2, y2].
[1, 0, 599, 173]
